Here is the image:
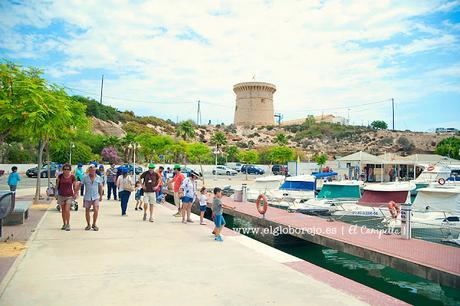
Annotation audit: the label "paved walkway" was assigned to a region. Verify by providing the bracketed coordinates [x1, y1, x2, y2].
[0, 197, 405, 306]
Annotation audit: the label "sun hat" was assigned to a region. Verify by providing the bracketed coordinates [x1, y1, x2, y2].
[190, 170, 202, 178]
[173, 164, 181, 170]
[148, 163, 155, 169]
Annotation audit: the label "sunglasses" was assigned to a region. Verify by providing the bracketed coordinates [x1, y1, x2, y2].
[63, 168, 70, 171]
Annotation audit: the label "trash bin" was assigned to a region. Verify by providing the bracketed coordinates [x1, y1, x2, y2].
[0, 191, 15, 238]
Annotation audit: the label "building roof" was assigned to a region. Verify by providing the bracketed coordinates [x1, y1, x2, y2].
[404, 154, 458, 164]
[337, 151, 384, 164]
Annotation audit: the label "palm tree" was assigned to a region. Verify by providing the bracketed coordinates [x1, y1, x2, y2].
[211, 131, 227, 149]
[176, 120, 195, 141]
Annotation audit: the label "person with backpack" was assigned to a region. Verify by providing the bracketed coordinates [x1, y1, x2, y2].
[139, 163, 161, 222]
[56, 163, 79, 231]
[116, 167, 134, 216]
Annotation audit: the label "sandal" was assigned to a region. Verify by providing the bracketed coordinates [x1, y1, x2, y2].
[85, 225, 91, 231]
[92, 225, 99, 231]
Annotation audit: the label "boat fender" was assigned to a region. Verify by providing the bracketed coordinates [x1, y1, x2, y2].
[388, 201, 400, 218]
[427, 165, 435, 171]
[256, 194, 268, 215]
[438, 178, 446, 185]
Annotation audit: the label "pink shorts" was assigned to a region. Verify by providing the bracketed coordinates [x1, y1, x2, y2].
[83, 199, 100, 209]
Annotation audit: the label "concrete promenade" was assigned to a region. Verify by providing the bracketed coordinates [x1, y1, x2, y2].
[0, 196, 406, 306]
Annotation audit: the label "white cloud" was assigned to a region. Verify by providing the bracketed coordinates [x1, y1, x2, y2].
[1, 0, 459, 130]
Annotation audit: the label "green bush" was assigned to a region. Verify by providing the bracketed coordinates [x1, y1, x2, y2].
[72, 95, 124, 122]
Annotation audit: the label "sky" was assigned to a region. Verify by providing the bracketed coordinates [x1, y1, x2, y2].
[0, 0, 459, 131]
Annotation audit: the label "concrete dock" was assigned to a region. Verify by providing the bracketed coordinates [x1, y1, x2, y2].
[215, 196, 460, 290]
[0, 196, 406, 306]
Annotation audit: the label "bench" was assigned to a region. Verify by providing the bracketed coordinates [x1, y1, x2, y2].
[4, 201, 32, 225]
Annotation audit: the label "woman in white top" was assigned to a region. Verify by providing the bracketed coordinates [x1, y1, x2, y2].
[116, 167, 134, 216]
[180, 170, 201, 224]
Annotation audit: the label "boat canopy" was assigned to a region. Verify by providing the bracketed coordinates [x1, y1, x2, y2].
[317, 184, 361, 199]
[358, 191, 409, 207]
[280, 175, 315, 191]
[312, 172, 338, 179]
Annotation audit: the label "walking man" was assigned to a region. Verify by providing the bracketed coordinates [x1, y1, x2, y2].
[82, 164, 103, 231]
[106, 164, 118, 200]
[139, 163, 160, 222]
[170, 164, 184, 217]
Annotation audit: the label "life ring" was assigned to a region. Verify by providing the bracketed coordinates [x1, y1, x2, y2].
[438, 178, 446, 185]
[388, 201, 400, 218]
[256, 194, 268, 215]
[427, 165, 434, 171]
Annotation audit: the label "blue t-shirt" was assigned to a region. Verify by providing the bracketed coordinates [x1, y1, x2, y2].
[82, 175, 102, 201]
[8, 172, 21, 186]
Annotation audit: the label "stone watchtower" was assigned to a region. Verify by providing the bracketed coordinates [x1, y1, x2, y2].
[233, 82, 276, 126]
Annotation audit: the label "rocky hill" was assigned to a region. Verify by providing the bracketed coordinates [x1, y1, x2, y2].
[90, 116, 454, 157]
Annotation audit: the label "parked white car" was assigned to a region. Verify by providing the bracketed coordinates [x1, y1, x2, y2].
[212, 165, 238, 176]
[226, 162, 242, 172]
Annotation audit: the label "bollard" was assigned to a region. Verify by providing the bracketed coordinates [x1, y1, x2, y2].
[242, 184, 247, 202]
[400, 203, 412, 239]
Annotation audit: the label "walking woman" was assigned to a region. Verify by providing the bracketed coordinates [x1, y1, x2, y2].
[117, 167, 134, 216]
[56, 163, 79, 231]
[180, 170, 201, 224]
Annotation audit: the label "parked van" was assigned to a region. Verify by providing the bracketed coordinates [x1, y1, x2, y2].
[226, 162, 242, 172]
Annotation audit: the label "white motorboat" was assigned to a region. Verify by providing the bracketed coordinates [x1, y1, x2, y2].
[383, 185, 460, 241]
[246, 175, 285, 201]
[263, 175, 317, 208]
[412, 164, 460, 195]
[289, 180, 363, 215]
[331, 182, 415, 222]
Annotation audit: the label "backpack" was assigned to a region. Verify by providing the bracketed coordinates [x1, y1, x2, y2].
[122, 177, 134, 192]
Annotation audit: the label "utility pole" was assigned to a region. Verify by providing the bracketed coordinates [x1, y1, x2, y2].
[392, 98, 395, 131]
[99, 74, 104, 104]
[197, 100, 201, 125]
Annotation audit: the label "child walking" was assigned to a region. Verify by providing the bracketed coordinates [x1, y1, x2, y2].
[199, 187, 207, 225]
[212, 187, 235, 241]
[135, 181, 144, 211]
[7, 166, 21, 192]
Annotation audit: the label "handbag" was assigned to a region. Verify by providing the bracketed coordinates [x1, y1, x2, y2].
[122, 177, 134, 192]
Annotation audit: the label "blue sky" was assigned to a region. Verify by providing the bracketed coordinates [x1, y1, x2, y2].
[0, 0, 459, 131]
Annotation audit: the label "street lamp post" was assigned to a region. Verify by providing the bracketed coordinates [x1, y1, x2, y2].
[69, 142, 75, 165]
[213, 147, 220, 180]
[128, 143, 141, 181]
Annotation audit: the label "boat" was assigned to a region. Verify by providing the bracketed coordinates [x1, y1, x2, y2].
[411, 164, 460, 195]
[331, 182, 415, 223]
[288, 180, 363, 215]
[246, 175, 285, 201]
[383, 185, 460, 242]
[266, 172, 338, 208]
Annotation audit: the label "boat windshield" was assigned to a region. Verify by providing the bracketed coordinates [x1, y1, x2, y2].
[252, 181, 283, 191]
[280, 181, 315, 191]
[358, 191, 408, 207]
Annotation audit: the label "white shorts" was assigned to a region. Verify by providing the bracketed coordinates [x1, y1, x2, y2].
[144, 192, 156, 205]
